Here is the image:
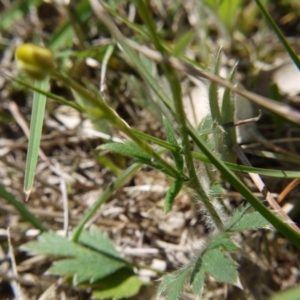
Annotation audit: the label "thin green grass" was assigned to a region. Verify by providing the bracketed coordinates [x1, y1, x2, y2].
[24, 77, 49, 199]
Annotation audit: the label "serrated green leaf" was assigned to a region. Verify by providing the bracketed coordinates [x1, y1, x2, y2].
[78, 226, 123, 260]
[192, 267, 205, 296]
[24, 232, 126, 284]
[197, 115, 213, 143]
[227, 205, 269, 232]
[92, 269, 143, 300]
[24, 232, 79, 257]
[163, 117, 184, 172]
[202, 249, 238, 284]
[49, 254, 123, 284]
[157, 268, 190, 300]
[164, 180, 183, 213]
[206, 233, 240, 252]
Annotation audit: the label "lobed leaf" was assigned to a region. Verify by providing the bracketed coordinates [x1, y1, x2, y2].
[206, 233, 240, 252]
[157, 268, 190, 300]
[192, 267, 205, 297]
[24, 230, 127, 285]
[202, 249, 239, 285]
[227, 210, 269, 232]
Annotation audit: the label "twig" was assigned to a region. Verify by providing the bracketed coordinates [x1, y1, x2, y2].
[222, 110, 262, 128]
[233, 145, 300, 234]
[123, 38, 300, 124]
[251, 132, 300, 162]
[7, 228, 28, 300]
[277, 179, 300, 203]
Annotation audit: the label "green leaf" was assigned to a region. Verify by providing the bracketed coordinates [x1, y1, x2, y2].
[192, 267, 205, 297]
[206, 233, 240, 252]
[163, 117, 184, 172]
[202, 249, 239, 285]
[227, 209, 269, 232]
[92, 269, 143, 300]
[221, 63, 238, 161]
[78, 227, 124, 261]
[221, 63, 237, 124]
[24, 77, 49, 199]
[270, 284, 300, 300]
[172, 31, 194, 57]
[210, 182, 224, 196]
[100, 142, 151, 163]
[24, 232, 84, 257]
[100, 142, 174, 176]
[24, 231, 127, 284]
[208, 49, 222, 124]
[197, 115, 213, 141]
[164, 180, 183, 213]
[157, 268, 190, 300]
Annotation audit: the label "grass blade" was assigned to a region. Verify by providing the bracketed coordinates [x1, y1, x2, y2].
[255, 0, 300, 70]
[72, 162, 142, 242]
[0, 183, 47, 231]
[24, 77, 49, 199]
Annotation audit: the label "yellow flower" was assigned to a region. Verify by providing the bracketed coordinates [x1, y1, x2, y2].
[15, 44, 55, 80]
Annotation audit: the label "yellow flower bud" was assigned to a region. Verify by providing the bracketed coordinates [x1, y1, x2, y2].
[15, 44, 55, 80]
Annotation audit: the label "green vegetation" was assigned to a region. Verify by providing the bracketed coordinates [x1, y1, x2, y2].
[1, 0, 300, 299]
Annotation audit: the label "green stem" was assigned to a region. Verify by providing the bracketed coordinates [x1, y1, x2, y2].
[134, 0, 224, 231]
[73, 162, 141, 242]
[188, 125, 300, 249]
[51, 71, 184, 180]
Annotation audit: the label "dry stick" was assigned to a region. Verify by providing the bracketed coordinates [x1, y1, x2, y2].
[7, 228, 28, 300]
[222, 110, 262, 129]
[124, 40, 300, 125]
[89, 0, 300, 125]
[55, 161, 69, 237]
[277, 178, 300, 204]
[233, 145, 300, 234]
[252, 132, 300, 162]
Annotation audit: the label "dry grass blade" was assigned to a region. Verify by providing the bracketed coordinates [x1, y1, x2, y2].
[233, 145, 300, 234]
[124, 39, 300, 124]
[277, 179, 300, 203]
